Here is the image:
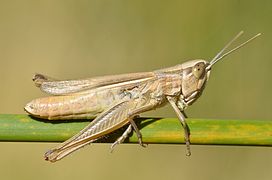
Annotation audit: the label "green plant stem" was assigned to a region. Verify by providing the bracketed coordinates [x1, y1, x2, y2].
[0, 114, 272, 146]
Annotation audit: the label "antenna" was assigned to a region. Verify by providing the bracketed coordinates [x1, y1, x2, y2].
[207, 31, 261, 69]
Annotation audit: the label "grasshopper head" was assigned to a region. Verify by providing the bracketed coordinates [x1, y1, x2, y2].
[180, 31, 261, 106]
[180, 59, 210, 100]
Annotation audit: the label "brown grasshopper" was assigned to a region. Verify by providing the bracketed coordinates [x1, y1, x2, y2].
[25, 31, 260, 162]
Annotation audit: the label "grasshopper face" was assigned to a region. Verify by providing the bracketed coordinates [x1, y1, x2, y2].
[178, 59, 211, 108]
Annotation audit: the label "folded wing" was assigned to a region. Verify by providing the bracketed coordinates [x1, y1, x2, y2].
[33, 72, 155, 95]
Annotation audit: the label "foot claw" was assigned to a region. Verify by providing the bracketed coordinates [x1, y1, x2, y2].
[140, 143, 148, 148]
[186, 151, 191, 156]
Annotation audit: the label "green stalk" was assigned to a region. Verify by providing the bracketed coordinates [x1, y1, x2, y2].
[0, 114, 272, 146]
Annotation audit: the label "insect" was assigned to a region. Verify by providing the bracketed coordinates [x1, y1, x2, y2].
[25, 31, 260, 162]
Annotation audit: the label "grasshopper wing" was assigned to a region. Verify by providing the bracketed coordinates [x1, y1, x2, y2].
[44, 98, 157, 162]
[33, 72, 155, 95]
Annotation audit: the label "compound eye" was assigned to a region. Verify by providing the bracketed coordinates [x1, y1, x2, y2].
[192, 62, 205, 79]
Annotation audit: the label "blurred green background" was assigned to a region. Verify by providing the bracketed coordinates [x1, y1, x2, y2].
[0, 0, 271, 180]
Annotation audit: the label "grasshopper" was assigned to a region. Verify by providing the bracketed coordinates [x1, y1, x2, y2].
[25, 31, 260, 162]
